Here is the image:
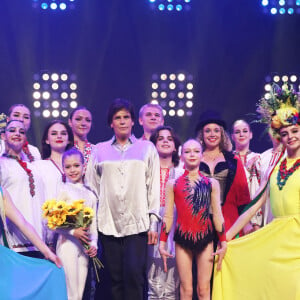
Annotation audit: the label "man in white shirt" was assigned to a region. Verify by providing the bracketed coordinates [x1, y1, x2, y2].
[86, 98, 160, 300]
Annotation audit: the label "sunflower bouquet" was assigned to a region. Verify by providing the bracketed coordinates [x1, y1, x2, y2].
[42, 198, 104, 281]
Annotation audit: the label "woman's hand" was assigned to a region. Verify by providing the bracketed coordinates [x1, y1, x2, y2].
[158, 241, 174, 272]
[213, 241, 227, 271]
[73, 227, 90, 244]
[85, 245, 97, 258]
[44, 250, 63, 268]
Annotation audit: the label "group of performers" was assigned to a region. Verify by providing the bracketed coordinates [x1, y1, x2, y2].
[0, 82, 299, 300]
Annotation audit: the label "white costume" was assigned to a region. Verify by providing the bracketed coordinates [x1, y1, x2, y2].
[234, 151, 263, 226]
[55, 182, 98, 300]
[0, 156, 46, 252]
[147, 167, 184, 300]
[0, 139, 41, 161]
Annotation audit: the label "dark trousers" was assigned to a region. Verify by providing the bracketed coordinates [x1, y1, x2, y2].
[99, 232, 148, 300]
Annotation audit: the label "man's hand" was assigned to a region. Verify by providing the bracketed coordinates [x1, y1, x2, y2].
[147, 230, 158, 245]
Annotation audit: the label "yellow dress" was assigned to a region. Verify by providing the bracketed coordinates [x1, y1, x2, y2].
[212, 158, 300, 300]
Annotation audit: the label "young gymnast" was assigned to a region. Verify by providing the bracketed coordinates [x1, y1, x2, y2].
[159, 139, 227, 300]
[55, 148, 98, 300]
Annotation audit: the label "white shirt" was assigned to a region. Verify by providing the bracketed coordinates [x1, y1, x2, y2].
[85, 135, 160, 237]
[56, 182, 98, 248]
[0, 156, 46, 252]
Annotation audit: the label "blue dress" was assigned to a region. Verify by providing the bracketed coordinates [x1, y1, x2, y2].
[0, 186, 67, 300]
[0, 245, 67, 300]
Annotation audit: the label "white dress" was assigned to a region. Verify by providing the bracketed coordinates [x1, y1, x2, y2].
[0, 156, 46, 252]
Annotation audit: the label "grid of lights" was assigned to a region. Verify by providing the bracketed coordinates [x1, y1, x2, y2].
[261, 0, 300, 14]
[263, 73, 299, 99]
[150, 72, 194, 118]
[148, 0, 191, 12]
[32, 0, 75, 10]
[32, 72, 78, 119]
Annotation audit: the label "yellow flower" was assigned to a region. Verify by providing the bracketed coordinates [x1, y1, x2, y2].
[42, 199, 57, 218]
[276, 107, 298, 126]
[67, 200, 84, 215]
[271, 115, 282, 129]
[83, 207, 94, 218]
[54, 201, 68, 212]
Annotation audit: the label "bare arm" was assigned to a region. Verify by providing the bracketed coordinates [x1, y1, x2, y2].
[3, 188, 62, 267]
[210, 178, 224, 233]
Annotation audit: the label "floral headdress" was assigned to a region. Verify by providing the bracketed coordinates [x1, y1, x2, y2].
[0, 113, 7, 134]
[256, 83, 300, 139]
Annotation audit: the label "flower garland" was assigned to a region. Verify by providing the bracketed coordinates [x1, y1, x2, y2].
[277, 158, 300, 190]
[3, 154, 35, 196]
[22, 140, 35, 162]
[160, 167, 170, 207]
[74, 140, 92, 171]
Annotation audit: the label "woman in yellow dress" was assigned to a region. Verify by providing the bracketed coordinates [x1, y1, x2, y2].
[212, 83, 300, 300]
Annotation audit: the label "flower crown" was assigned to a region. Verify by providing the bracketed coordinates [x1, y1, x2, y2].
[0, 113, 7, 134]
[256, 83, 300, 139]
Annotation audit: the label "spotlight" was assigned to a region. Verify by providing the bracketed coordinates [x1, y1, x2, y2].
[32, 71, 79, 119]
[150, 72, 194, 117]
[148, 0, 191, 12]
[261, 0, 300, 15]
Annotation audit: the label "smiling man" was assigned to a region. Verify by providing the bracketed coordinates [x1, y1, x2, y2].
[85, 98, 160, 300]
[139, 103, 164, 140]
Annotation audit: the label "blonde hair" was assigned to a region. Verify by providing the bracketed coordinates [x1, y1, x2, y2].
[196, 125, 232, 152]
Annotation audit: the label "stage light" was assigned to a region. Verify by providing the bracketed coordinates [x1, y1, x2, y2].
[263, 73, 300, 101]
[32, 71, 78, 119]
[148, 0, 191, 12]
[150, 72, 194, 118]
[33, 0, 75, 11]
[261, 0, 300, 14]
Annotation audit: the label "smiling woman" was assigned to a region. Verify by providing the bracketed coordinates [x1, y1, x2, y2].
[69, 107, 93, 172]
[212, 83, 300, 300]
[195, 111, 252, 238]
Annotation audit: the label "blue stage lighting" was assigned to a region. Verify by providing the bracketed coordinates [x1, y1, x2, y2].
[149, 0, 191, 12]
[158, 4, 165, 10]
[41, 2, 48, 9]
[262, 0, 300, 14]
[33, 0, 75, 10]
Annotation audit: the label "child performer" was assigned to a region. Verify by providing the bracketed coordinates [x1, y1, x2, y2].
[159, 139, 227, 300]
[56, 148, 98, 300]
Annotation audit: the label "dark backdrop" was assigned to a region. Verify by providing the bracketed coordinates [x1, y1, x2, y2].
[0, 0, 300, 152]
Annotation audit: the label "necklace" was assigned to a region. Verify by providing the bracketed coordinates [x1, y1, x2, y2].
[277, 158, 300, 190]
[234, 150, 251, 166]
[203, 151, 222, 162]
[47, 158, 66, 183]
[3, 154, 35, 196]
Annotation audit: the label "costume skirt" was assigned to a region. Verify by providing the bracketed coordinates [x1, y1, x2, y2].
[212, 215, 300, 300]
[0, 245, 67, 300]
